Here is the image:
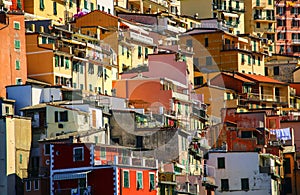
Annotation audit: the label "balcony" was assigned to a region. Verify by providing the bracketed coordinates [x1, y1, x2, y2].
[172, 91, 189, 102]
[259, 166, 274, 174]
[254, 15, 275, 22]
[166, 25, 186, 33]
[129, 31, 154, 45]
[292, 39, 300, 45]
[224, 21, 238, 28]
[222, 44, 238, 51]
[231, 7, 245, 12]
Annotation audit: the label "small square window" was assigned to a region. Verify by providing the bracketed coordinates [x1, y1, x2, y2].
[14, 21, 20, 30]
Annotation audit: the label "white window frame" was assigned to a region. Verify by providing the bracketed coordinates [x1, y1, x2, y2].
[34, 179, 39, 191]
[73, 147, 84, 162]
[26, 181, 31, 192]
[136, 171, 143, 189]
[123, 170, 130, 188]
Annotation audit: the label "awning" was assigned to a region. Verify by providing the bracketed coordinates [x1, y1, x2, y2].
[53, 171, 90, 181]
[223, 12, 239, 18]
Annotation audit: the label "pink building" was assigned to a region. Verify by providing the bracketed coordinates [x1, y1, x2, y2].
[275, 0, 300, 56]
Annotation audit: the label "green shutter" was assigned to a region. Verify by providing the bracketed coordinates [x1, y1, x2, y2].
[150, 174, 155, 190]
[15, 40, 20, 49]
[55, 56, 59, 67]
[124, 171, 129, 188]
[91, 3, 94, 11]
[80, 64, 83, 74]
[20, 154, 22, 164]
[248, 55, 251, 64]
[69, 0, 73, 7]
[138, 46, 142, 57]
[53, 2, 57, 15]
[16, 60, 20, 70]
[17, 0, 21, 9]
[14, 22, 20, 30]
[137, 172, 143, 189]
[100, 148, 106, 158]
[84, 0, 88, 9]
[65, 58, 70, 69]
[145, 47, 148, 58]
[40, 0, 45, 10]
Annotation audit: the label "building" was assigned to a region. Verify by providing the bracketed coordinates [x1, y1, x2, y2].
[0, 115, 31, 195]
[114, 0, 169, 15]
[275, 0, 300, 56]
[46, 142, 158, 195]
[206, 152, 281, 195]
[182, 29, 266, 75]
[0, 12, 27, 97]
[244, 0, 276, 53]
[180, 0, 213, 19]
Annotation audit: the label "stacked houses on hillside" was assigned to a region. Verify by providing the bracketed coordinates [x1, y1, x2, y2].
[1, 0, 300, 195]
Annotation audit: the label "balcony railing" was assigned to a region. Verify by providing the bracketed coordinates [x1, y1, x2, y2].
[241, 93, 286, 103]
[253, 1, 266, 8]
[130, 31, 154, 45]
[292, 39, 300, 44]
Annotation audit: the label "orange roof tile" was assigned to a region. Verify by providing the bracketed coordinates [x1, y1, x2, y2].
[238, 73, 287, 84]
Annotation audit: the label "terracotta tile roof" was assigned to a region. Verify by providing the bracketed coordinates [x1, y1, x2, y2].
[238, 73, 287, 84]
[222, 72, 254, 83]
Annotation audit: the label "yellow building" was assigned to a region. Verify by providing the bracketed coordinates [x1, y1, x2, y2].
[119, 21, 155, 73]
[24, 0, 77, 24]
[0, 116, 31, 195]
[180, 0, 213, 19]
[244, 0, 276, 52]
[114, 0, 169, 14]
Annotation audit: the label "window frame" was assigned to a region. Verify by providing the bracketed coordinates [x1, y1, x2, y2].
[15, 60, 20, 70]
[34, 179, 39, 191]
[26, 181, 31, 192]
[73, 147, 84, 162]
[217, 157, 225, 169]
[123, 170, 130, 188]
[14, 40, 21, 49]
[14, 21, 20, 30]
[149, 172, 155, 190]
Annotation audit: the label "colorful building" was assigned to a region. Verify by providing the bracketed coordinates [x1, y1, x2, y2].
[182, 29, 266, 75]
[0, 12, 27, 97]
[244, 0, 276, 53]
[0, 115, 31, 195]
[275, 0, 300, 56]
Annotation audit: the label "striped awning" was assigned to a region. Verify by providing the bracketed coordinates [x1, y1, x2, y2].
[53, 171, 90, 181]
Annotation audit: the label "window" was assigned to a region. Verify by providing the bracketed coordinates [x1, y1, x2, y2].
[217, 157, 225, 169]
[221, 179, 229, 191]
[55, 55, 59, 67]
[44, 144, 50, 155]
[241, 178, 249, 191]
[15, 60, 20, 70]
[138, 46, 142, 57]
[89, 84, 93, 92]
[205, 38, 208, 47]
[256, 22, 260, 28]
[194, 76, 203, 85]
[108, 8, 111, 14]
[73, 147, 84, 161]
[14, 21, 20, 30]
[17, 0, 21, 9]
[54, 111, 68, 122]
[127, 49, 130, 58]
[84, 0, 88, 9]
[226, 93, 231, 100]
[268, 0, 272, 5]
[149, 173, 155, 190]
[241, 54, 245, 64]
[121, 46, 124, 55]
[284, 158, 291, 174]
[193, 58, 199, 66]
[20, 154, 22, 164]
[274, 66, 279, 76]
[241, 131, 252, 138]
[60, 56, 64, 67]
[73, 83, 77, 88]
[206, 56, 212, 66]
[97, 4, 100, 10]
[137, 172, 143, 189]
[284, 177, 292, 193]
[248, 55, 251, 64]
[80, 64, 84, 74]
[65, 58, 70, 69]
[102, 6, 105, 11]
[258, 56, 261, 66]
[42, 36, 47, 44]
[100, 147, 106, 159]
[53, 2, 57, 15]
[186, 39, 193, 47]
[69, 0, 73, 7]
[252, 56, 255, 65]
[123, 170, 130, 188]
[16, 78, 22, 85]
[88, 63, 94, 74]
[26, 181, 31, 192]
[145, 47, 148, 58]
[34, 180, 39, 190]
[90, 3, 94, 11]
[97, 66, 103, 77]
[14, 40, 20, 49]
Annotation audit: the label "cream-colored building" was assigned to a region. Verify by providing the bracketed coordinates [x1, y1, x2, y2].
[244, 0, 276, 53]
[114, 0, 169, 14]
[0, 116, 31, 195]
[180, 0, 213, 19]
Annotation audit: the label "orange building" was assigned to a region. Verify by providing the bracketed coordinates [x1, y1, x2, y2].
[0, 12, 27, 97]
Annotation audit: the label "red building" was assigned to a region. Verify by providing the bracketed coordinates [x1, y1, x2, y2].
[275, 0, 300, 56]
[0, 11, 27, 97]
[45, 143, 158, 195]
